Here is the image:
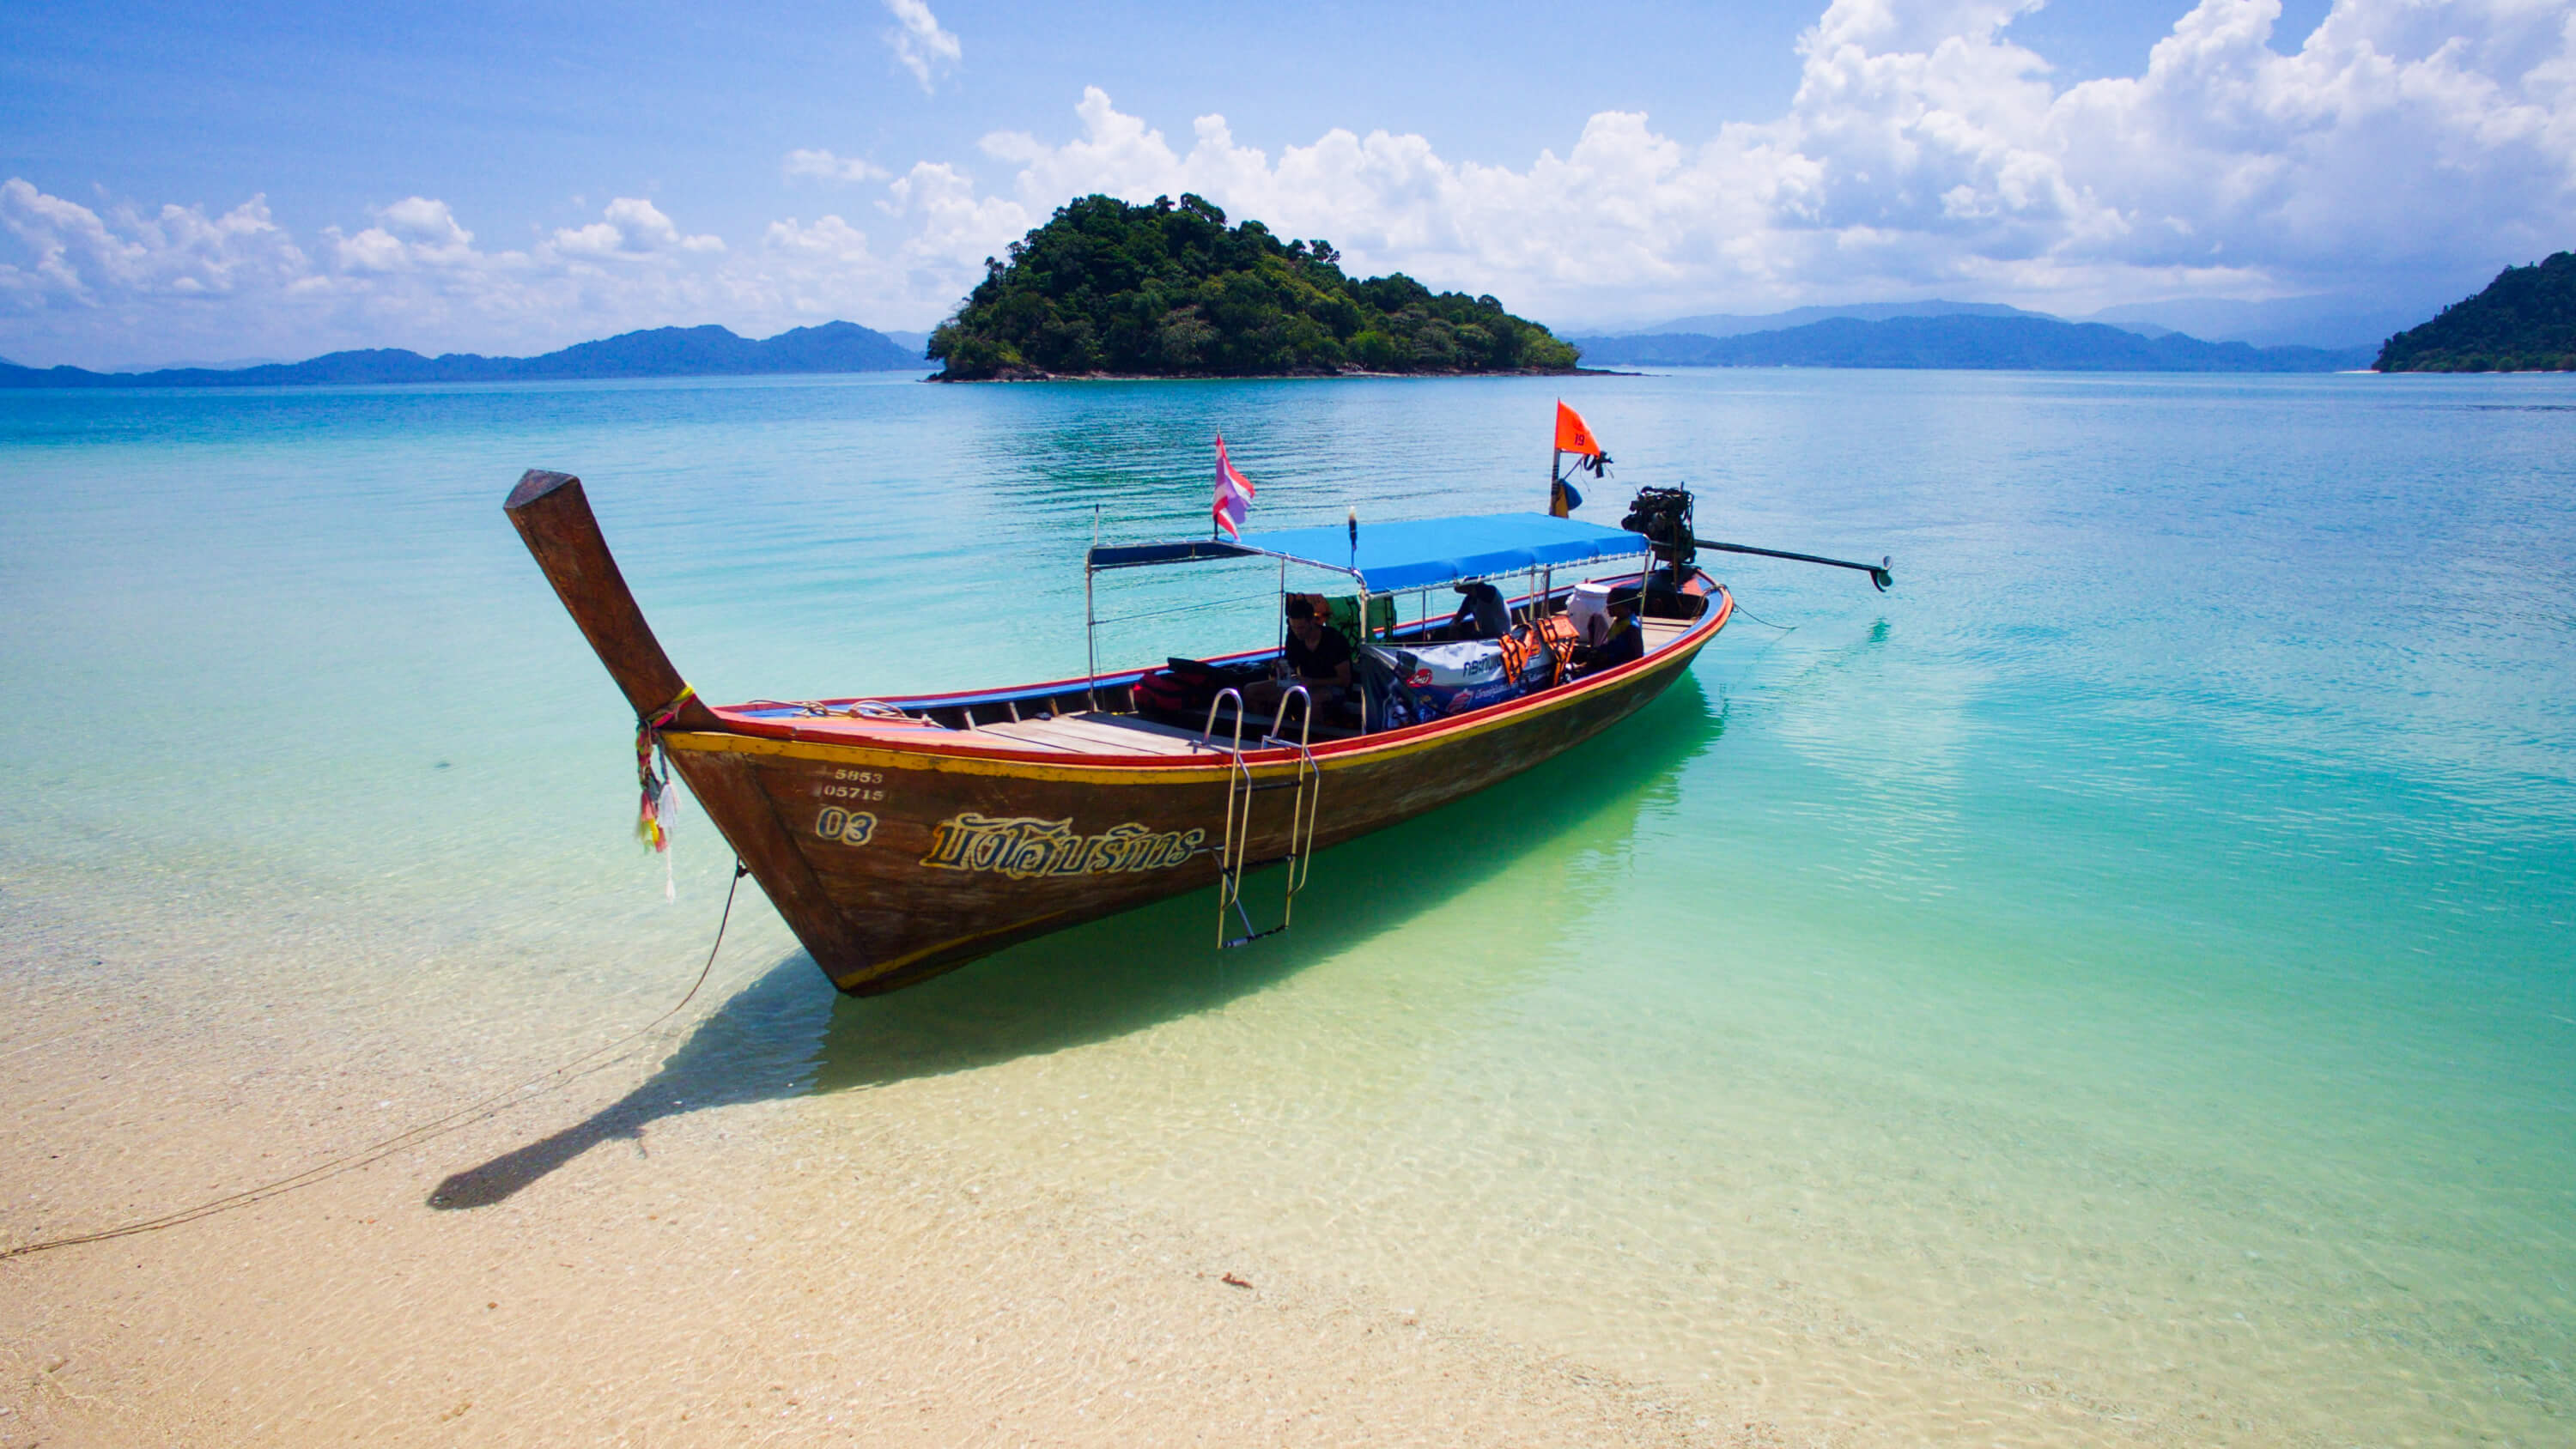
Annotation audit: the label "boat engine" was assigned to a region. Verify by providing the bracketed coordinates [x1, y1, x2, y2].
[1619, 487, 1695, 568]
[1619, 486, 1707, 618]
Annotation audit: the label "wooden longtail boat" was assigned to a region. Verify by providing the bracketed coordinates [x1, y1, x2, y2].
[504, 469, 1732, 994]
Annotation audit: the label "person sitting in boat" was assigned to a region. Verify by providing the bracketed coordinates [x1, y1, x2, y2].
[1578, 585, 1645, 672]
[1442, 580, 1510, 641]
[1249, 596, 1353, 719]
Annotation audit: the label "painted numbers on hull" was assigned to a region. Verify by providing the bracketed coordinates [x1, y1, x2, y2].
[815, 767, 887, 804]
[814, 807, 878, 846]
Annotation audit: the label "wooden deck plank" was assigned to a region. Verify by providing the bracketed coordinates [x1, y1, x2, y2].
[1075, 712, 1211, 743]
[1020, 719, 1206, 756]
[960, 715, 1210, 757]
[959, 722, 1090, 753]
[1042, 715, 1217, 754]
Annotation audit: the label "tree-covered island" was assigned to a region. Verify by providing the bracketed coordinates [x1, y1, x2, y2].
[928, 194, 1582, 380]
[2376, 251, 2576, 372]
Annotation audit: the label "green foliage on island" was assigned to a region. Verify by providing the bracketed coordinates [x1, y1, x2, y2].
[928, 194, 1580, 380]
[2376, 252, 2576, 372]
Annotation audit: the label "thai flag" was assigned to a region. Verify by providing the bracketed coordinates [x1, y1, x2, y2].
[1212, 433, 1255, 539]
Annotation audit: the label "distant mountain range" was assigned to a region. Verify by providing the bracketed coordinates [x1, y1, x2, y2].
[2, 304, 2427, 387]
[2077, 297, 2435, 352]
[1607, 300, 2054, 339]
[1570, 314, 2372, 373]
[0, 322, 929, 389]
[1598, 295, 2439, 352]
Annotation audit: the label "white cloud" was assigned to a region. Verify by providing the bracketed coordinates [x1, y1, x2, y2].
[884, 161, 1028, 269]
[882, 0, 962, 92]
[4, 0, 2570, 365]
[936, 0, 2576, 321]
[0, 189, 773, 366]
[0, 182, 967, 367]
[0, 179, 311, 312]
[784, 149, 890, 183]
[332, 196, 478, 273]
[764, 213, 876, 262]
[748, 214, 908, 319]
[551, 197, 726, 258]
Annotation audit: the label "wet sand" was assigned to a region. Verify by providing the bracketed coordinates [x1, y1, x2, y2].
[1, 867, 1724, 1449]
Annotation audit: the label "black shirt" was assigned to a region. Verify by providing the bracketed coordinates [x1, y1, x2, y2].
[1449, 582, 1508, 640]
[1592, 617, 1643, 667]
[1284, 623, 1352, 681]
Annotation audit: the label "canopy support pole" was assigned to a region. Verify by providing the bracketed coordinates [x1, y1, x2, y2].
[1084, 506, 1100, 710]
[1356, 583, 1371, 733]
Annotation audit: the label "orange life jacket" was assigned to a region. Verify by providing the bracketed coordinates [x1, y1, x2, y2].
[1498, 614, 1582, 689]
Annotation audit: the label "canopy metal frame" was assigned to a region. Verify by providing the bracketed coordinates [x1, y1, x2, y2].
[1079, 511, 1656, 732]
[1081, 547, 1389, 731]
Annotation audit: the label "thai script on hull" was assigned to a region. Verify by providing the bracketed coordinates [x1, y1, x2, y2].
[920, 812, 1207, 881]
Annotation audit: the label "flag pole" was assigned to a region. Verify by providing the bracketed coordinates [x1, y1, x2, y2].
[1548, 399, 1564, 517]
[1085, 504, 1101, 709]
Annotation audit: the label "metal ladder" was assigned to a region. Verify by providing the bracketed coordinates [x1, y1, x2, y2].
[1202, 686, 1321, 949]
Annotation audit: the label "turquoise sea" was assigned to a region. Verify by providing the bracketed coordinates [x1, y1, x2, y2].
[4, 368, 2572, 1443]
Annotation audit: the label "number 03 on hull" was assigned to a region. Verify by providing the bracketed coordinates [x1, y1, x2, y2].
[503, 468, 1728, 994]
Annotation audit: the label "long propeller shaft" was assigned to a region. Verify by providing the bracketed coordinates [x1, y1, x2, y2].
[1693, 537, 1893, 591]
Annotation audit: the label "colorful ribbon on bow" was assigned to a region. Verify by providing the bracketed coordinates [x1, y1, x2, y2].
[635, 683, 695, 864]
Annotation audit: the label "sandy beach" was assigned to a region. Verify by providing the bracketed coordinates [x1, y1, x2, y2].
[2, 860, 1730, 1449]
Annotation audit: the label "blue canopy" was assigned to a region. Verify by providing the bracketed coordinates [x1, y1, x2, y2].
[1087, 512, 1651, 594]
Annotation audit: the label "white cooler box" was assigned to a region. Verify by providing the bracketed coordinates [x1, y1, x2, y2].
[1567, 579, 1620, 648]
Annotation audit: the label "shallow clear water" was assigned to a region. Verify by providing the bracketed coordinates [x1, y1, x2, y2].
[5, 369, 2572, 1442]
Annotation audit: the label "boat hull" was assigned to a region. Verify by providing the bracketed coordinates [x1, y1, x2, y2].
[665, 600, 1726, 992]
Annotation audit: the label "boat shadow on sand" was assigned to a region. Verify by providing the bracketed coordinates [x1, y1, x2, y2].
[429, 675, 1727, 1210]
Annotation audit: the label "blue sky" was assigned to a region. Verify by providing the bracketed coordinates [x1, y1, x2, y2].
[3, 0, 2564, 367]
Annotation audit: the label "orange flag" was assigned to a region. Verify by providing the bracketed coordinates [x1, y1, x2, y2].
[1553, 401, 1602, 457]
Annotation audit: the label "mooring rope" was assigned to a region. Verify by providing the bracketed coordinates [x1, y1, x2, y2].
[0, 862, 751, 1264]
[1728, 602, 1799, 632]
